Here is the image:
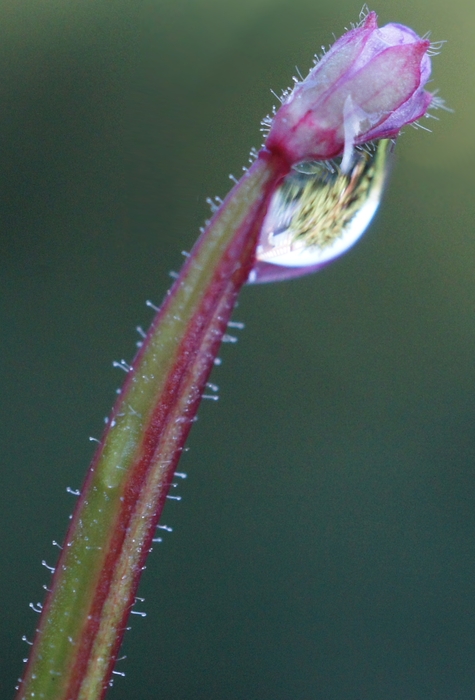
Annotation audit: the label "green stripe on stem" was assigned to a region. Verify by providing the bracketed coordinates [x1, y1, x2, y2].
[16, 149, 289, 700]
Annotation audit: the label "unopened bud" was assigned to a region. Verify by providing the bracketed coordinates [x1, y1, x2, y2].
[265, 10, 433, 167]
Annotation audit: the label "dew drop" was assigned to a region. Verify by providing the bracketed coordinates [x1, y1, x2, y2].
[250, 139, 392, 283]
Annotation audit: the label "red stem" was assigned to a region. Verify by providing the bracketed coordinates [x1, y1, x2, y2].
[17, 148, 289, 700]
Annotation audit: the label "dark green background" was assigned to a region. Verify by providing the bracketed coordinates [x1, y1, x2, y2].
[1, 1, 473, 698]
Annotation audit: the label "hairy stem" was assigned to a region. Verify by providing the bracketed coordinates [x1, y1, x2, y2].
[16, 148, 289, 700]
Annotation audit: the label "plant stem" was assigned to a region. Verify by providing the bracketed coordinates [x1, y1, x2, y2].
[16, 148, 289, 700]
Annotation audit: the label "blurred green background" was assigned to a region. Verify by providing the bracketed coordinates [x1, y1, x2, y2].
[1, 1, 474, 698]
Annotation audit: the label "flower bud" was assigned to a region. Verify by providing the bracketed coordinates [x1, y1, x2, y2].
[265, 10, 433, 167]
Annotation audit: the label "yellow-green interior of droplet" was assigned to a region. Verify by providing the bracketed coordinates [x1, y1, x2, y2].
[281, 140, 392, 251]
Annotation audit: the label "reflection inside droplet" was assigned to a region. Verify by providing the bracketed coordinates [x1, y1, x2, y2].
[249, 139, 393, 284]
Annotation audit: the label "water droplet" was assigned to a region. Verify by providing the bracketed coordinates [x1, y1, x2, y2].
[251, 139, 392, 283]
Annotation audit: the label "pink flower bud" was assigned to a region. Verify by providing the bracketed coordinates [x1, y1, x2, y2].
[265, 11, 433, 167]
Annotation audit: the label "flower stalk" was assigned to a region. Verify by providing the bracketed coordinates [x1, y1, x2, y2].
[16, 150, 289, 700]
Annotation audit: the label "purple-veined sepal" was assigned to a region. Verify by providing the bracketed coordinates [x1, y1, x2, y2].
[264, 10, 433, 167]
